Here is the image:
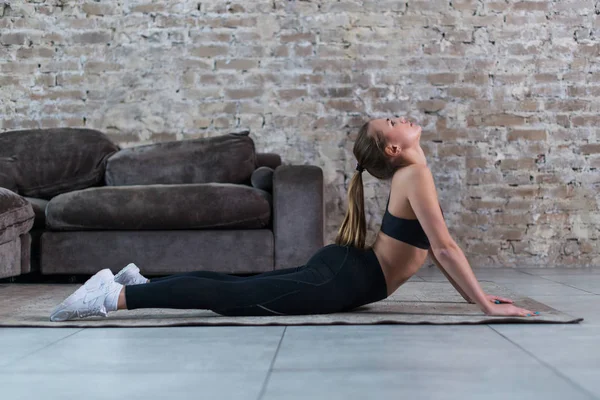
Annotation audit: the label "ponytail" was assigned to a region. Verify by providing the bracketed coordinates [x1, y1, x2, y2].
[335, 170, 367, 249]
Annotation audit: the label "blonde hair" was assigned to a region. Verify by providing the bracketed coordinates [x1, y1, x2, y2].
[335, 121, 399, 249]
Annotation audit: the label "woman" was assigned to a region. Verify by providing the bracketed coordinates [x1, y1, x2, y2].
[50, 117, 538, 322]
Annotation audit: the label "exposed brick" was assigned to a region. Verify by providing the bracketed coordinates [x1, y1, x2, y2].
[213, 117, 231, 128]
[512, 1, 550, 11]
[225, 88, 262, 100]
[293, 44, 313, 57]
[447, 87, 482, 99]
[280, 32, 316, 43]
[215, 59, 258, 70]
[82, 3, 115, 16]
[84, 62, 123, 74]
[316, 87, 352, 98]
[34, 74, 56, 87]
[371, 100, 410, 114]
[16, 47, 55, 59]
[462, 73, 489, 85]
[507, 129, 547, 141]
[71, 31, 112, 45]
[466, 157, 489, 168]
[0, 32, 28, 45]
[469, 242, 499, 256]
[130, 3, 167, 13]
[580, 144, 600, 155]
[427, 73, 458, 86]
[468, 113, 527, 127]
[277, 89, 308, 101]
[499, 158, 536, 170]
[326, 99, 361, 113]
[0, 75, 20, 86]
[572, 115, 600, 127]
[189, 45, 229, 58]
[417, 99, 446, 113]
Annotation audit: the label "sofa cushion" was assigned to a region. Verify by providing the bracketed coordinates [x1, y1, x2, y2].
[0, 188, 35, 244]
[0, 128, 119, 199]
[105, 131, 256, 186]
[46, 183, 271, 231]
[251, 166, 274, 192]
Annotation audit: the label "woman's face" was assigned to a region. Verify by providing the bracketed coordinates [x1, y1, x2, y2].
[369, 117, 421, 156]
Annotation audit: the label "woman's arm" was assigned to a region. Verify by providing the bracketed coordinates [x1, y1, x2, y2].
[403, 165, 492, 313]
[405, 165, 536, 317]
[428, 249, 515, 306]
[427, 249, 473, 303]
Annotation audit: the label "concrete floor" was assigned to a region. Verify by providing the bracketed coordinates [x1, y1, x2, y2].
[1, 267, 599, 400]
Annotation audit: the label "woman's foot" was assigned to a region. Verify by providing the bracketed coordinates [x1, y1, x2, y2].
[50, 269, 123, 322]
[114, 263, 149, 285]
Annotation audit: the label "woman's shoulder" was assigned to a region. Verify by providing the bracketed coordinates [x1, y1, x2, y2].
[391, 164, 432, 186]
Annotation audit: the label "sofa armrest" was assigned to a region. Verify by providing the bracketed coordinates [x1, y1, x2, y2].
[273, 165, 324, 269]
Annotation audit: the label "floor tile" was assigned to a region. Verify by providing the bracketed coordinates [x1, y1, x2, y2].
[6, 326, 284, 373]
[519, 268, 600, 276]
[0, 371, 265, 400]
[273, 325, 539, 371]
[0, 328, 82, 368]
[530, 276, 600, 294]
[262, 367, 593, 400]
[490, 323, 600, 369]
[560, 368, 600, 399]
[528, 295, 600, 326]
[495, 282, 593, 296]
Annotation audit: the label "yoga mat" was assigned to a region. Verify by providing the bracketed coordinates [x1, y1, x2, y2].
[0, 281, 583, 327]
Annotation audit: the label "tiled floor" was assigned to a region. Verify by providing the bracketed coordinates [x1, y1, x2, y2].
[1, 267, 599, 400]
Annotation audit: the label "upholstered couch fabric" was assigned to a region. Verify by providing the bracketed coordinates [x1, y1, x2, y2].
[1, 126, 324, 277]
[0, 238, 20, 279]
[273, 165, 325, 269]
[0, 128, 119, 199]
[41, 230, 275, 275]
[251, 167, 274, 192]
[0, 188, 35, 245]
[256, 153, 282, 170]
[46, 183, 272, 231]
[105, 131, 257, 186]
[23, 197, 48, 229]
[20, 233, 31, 274]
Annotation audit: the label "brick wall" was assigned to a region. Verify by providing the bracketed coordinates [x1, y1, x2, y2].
[1, 0, 599, 267]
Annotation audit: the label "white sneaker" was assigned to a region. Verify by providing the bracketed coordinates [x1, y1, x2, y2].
[50, 269, 122, 322]
[114, 263, 148, 286]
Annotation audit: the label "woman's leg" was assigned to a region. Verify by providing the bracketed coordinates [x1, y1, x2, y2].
[123, 256, 347, 316]
[148, 264, 309, 283]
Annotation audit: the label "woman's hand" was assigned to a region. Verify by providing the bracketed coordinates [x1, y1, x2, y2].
[485, 303, 540, 317]
[485, 294, 513, 304]
[466, 294, 513, 305]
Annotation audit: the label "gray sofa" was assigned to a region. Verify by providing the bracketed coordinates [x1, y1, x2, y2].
[0, 128, 324, 279]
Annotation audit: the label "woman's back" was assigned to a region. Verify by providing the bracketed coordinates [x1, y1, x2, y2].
[371, 166, 431, 295]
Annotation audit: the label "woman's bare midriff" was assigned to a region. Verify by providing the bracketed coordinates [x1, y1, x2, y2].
[371, 232, 428, 297]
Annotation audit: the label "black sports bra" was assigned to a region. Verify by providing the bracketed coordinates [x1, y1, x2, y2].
[380, 194, 443, 250]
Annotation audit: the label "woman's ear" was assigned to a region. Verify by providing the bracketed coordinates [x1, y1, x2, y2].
[384, 144, 402, 158]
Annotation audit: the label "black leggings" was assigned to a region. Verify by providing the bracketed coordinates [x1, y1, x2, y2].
[125, 244, 389, 316]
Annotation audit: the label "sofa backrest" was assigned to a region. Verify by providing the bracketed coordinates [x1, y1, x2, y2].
[105, 131, 257, 186]
[0, 128, 119, 199]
